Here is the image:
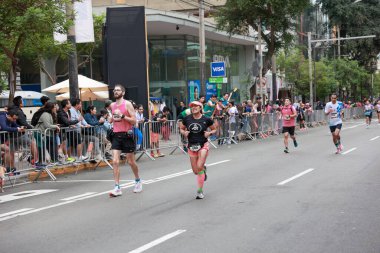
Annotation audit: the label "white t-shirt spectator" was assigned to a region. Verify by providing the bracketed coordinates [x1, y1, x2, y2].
[228, 106, 238, 124]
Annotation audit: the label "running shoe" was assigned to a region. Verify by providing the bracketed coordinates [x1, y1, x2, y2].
[109, 187, 122, 197]
[66, 157, 76, 162]
[196, 191, 204, 199]
[79, 155, 89, 162]
[293, 140, 298, 148]
[157, 153, 165, 157]
[284, 147, 289, 154]
[204, 166, 207, 181]
[133, 180, 143, 193]
[338, 143, 344, 151]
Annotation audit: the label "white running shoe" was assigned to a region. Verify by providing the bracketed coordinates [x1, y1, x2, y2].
[79, 155, 89, 161]
[109, 187, 122, 197]
[196, 191, 204, 199]
[133, 180, 143, 193]
[339, 144, 344, 151]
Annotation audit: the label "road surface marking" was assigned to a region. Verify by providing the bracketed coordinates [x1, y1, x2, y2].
[0, 201, 75, 222]
[61, 192, 98, 201]
[0, 208, 34, 218]
[129, 230, 186, 253]
[342, 147, 357, 155]
[41, 180, 135, 183]
[0, 160, 231, 222]
[277, 169, 314, 186]
[0, 189, 58, 203]
[345, 123, 365, 129]
[370, 136, 380, 141]
[206, 160, 230, 166]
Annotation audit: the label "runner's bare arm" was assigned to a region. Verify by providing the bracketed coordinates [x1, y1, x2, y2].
[179, 123, 189, 137]
[108, 102, 115, 123]
[123, 101, 137, 125]
[204, 124, 217, 138]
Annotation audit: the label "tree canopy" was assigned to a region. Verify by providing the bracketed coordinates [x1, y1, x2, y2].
[318, 0, 380, 69]
[0, 0, 71, 101]
[216, 0, 310, 72]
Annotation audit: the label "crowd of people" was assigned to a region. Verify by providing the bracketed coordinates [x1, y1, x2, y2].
[0, 87, 374, 196]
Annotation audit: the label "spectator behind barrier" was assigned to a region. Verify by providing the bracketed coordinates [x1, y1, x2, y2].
[34, 102, 60, 163]
[31, 96, 50, 127]
[13, 96, 39, 164]
[70, 99, 101, 161]
[57, 99, 79, 162]
[0, 108, 23, 174]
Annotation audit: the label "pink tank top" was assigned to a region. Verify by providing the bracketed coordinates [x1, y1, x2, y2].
[111, 100, 132, 133]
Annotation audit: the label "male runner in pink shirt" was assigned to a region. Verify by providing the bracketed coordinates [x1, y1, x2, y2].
[281, 98, 298, 153]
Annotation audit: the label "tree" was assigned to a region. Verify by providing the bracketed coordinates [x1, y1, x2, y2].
[216, 0, 310, 73]
[318, 0, 380, 69]
[0, 0, 71, 102]
[329, 58, 369, 101]
[26, 13, 106, 85]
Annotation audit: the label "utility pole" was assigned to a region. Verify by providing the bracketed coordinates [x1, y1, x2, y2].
[308, 32, 313, 108]
[66, 0, 79, 99]
[199, 0, 206, 96]
[272, 55, 277, 101]
[258, 18, 263, 100]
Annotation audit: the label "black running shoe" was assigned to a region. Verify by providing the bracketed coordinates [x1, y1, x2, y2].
[284, 147, 289, 154]
[293, 140, 298, 148]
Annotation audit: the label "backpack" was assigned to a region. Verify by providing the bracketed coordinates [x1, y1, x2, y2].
[31, 108, 44, 126]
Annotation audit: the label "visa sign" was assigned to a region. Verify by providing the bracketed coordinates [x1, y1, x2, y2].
[211, 62, 226, 77]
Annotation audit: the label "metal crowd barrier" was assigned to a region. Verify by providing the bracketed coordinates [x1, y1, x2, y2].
[137, 120, 186, 161]
[0, 129, 55, 186]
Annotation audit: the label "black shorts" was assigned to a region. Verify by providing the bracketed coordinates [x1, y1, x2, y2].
[282, 126, 295, 136]
[67, 131, 82, 147]
[329, 124, 342, 133]
[111, 132, 135, 153]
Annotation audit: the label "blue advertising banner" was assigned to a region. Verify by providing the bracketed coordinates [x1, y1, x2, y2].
[205, 81, 217, 101]
[210, 61, 226, 77]
[188, 80, 200, 103]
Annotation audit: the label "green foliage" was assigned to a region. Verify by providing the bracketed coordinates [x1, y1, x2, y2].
[318, 0, 380, 68]
[277, 48, 369, 101]
[0, 0, 71, 101]
[216, 0, 310, 70]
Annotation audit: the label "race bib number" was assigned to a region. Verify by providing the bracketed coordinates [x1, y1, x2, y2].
[331, 112, 337, 119]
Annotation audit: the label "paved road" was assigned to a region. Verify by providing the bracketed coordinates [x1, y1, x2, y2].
[1, 120, 380, 253]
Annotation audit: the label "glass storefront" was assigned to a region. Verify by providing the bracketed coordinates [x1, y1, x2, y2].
[148, 35, 246, 115]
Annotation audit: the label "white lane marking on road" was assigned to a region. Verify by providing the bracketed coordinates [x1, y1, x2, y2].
[0, 208, 34, 218]
[345, 123, 365, 129]
[61, 192, 98, 201]
[41, 180, 135, 183]
[342, 147, 357, 155]
[370, 136, 380, 141]
[0, 189, 58, 203]
[277, 169, 314, 186]
[206, 160, 230, 166]
[0, 201, 75, 222]
[128, 230, 186, 253]
[3, 181, 31, 189]
[0, 160, 231, 222]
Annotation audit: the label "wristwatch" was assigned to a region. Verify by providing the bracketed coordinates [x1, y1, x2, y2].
[121, 114, 125, 119]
